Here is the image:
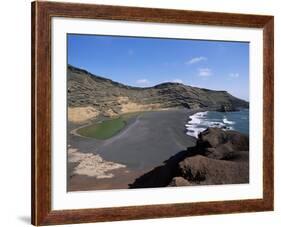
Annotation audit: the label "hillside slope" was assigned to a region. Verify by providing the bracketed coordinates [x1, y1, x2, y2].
[67, 65, 248, 122]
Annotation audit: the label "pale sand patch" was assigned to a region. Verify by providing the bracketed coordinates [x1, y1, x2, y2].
[68, 148, 126, 179]
[117, 96, 162, 113]
[121, 103, 171, 115]
[103, 108, 117, 117]
[68, 106, 99, 123]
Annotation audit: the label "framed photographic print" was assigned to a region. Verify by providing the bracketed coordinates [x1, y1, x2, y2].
[31, 1, 274, 226]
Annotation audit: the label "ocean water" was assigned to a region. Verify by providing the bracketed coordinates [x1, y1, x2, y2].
[185, 109, 249, 138]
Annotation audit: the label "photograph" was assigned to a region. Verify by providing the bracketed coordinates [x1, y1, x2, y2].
[67, 34, 250, 191]
[30, 2, 274, 225]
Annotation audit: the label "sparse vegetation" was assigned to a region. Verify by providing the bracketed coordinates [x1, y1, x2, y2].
[77, 117, 126, 140]
[76, 111, 146, 139]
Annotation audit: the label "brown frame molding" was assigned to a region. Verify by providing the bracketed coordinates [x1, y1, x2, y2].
[31, 1, 274, 226]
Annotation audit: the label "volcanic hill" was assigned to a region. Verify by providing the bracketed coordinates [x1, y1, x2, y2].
[67, 65, 248, 123]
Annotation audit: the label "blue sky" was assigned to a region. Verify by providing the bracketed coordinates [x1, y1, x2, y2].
[68, 34, 249, 100]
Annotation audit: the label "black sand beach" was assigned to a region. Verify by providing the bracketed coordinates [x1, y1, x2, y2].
[69, 109, 199, 168]
[68, 108, 200, 190]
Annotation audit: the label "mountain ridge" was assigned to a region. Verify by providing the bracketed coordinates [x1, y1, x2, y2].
[68, 65, 232, 92]
[67, 65, 248, 121]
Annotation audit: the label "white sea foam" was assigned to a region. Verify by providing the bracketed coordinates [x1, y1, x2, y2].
[204, 121, 225, 127]
[185, 126, 206, 138]
[185, 111, 237, 138]
[223, 116, 235, 125]
[185, 111, 208, 138]
[188, 115, 201, 124]
[188, 111, 208, 125]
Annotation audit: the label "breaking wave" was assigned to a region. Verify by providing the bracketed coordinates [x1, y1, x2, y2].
[185, 111, 237, 138]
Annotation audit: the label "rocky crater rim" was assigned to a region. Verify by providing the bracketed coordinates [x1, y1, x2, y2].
[67, 65, 249, 123]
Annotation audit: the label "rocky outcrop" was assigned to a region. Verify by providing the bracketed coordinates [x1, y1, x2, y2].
[195, 127, 249, 160]
[175, 154, 248, 185]
[67, 65, 249, 120]
[129, 128, 249, 188]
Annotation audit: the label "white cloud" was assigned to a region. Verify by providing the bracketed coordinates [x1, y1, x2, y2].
[187, 56, 207, 65]
[136, 79, 150, 85]
[198, 68, 212, 77]
[172, 79, 183, 83]
[229, 73, 240, 78]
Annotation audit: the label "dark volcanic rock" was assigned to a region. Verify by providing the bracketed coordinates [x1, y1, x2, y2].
[172, 128, 249, 186]
[67, 65, 249, 117]
[177, 155, 249, 185]
[129, 128, 249, 188]
[197, 127, 249, 160]
[129, 150, 191, 188]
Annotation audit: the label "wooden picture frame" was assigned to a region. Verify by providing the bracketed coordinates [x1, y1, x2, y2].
[31, 1, 274, 226]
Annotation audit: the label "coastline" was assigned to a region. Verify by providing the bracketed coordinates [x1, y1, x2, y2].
[67, 107, 249, 191]
[68, 108, 204, 191]
[185, 108, 249, 138]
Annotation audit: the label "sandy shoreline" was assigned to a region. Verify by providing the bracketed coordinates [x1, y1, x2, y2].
[68, 108, 205, 191]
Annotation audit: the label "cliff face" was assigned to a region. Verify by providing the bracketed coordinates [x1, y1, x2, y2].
[67, 65, 248, 119]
